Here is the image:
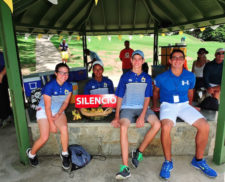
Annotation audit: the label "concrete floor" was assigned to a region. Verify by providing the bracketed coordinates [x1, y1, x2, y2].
[1, 124, 225, 182]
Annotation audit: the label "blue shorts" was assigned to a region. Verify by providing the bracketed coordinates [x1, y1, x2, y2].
[120, 108, 156, 123]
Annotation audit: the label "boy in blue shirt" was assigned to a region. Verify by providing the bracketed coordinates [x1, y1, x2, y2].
[152, 49, 217, 179]
[111, 50, 161, 180]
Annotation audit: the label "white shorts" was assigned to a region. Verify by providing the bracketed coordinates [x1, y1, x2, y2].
[160, 102, 204, 126]
[36, 108, 58, 120]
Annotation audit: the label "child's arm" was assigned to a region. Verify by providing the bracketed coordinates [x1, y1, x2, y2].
[136, 97, 150, 128]
[111, 97, 122, 128]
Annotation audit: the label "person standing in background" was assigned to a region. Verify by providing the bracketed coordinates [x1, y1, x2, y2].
[119, 40, 134, 74]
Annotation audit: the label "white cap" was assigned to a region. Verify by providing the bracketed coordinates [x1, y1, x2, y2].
[215, 48, 225, 53]
[92, 60, 104, 68]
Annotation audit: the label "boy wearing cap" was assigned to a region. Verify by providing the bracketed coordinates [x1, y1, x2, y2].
[111, 50, 160, 180]
[152, 49, 217, 179]
[203, 48, 224, 100]
[84, 61, 114, 95]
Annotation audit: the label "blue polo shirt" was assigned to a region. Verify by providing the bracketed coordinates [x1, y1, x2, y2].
[116, 71, 153, 109]
[38, 79, 72, 113]
[84, 76, 114, 95]
[155, 69, 195, 103]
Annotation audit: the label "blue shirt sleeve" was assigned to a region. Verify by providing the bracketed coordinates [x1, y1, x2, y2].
[154, 75, 161, 89]
[145, 76, 153, 97]
[42, 82, 53, 96]
[84, 81, 91, 95]
[108, 79, 115, 94]
[189, 74, 196, 89]
[115, 75, 126, 98]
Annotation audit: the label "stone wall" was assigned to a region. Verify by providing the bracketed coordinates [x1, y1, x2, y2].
[29, 121, 216, 156]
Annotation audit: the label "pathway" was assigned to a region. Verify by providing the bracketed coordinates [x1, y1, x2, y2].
[35, 37, 61, 72]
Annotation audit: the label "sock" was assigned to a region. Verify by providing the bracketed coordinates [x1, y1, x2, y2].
[28, 151, 36, 159]
[196, 157, 202, 161]
[62, 151, 69, 156]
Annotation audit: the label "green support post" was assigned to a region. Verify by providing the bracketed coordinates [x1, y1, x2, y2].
[213, 60, 225, 164]
[0, 1, 30, 164]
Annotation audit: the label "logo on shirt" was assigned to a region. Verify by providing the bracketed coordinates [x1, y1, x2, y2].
[104, 83, 108, 87]
[182, 80, 189, 86]
[141, 77, 146, 82]
[54, 91, 58, 95]
[64, 89, 69, 95]
[128, 79, 132, 82]
[125, 52, 130, 58]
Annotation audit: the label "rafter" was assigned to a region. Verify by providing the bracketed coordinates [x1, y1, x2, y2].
[48, 0, 74, 27]
[101, 0, 107, 30]
[72, 0, 95, 30]
[62, 0, 91, 29]
[142, 0, 160, 24]
[36, 3, 54, 25]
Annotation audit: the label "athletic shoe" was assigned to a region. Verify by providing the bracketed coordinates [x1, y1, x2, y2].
[26, 148, 39, 167]
[115, 165, 131, 180]
[60, 153, 70, 170]
[191, 157, 217, 178]
[131, 149, 143, 168]
[160, 160, 173, 179]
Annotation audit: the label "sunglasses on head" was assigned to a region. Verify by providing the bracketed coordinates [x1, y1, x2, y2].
[216, 52, 224, 55]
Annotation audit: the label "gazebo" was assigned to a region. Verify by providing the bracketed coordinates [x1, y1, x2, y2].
[0, 0, 225, 165]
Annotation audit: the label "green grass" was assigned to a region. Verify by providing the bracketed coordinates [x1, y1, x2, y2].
[17, 35, 36, 71]
[17, 33, 224, 73]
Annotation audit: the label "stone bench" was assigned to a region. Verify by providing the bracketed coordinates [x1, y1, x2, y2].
[28, 109, 217, 156]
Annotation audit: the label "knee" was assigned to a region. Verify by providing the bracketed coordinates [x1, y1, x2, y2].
[40, 135, 49, 144]
[120, 122, 129, 132]
[60, 125, 68, 134]
[152, 120, 161, 131]
[161, 122, 172, 133]
[196, 119, 210, 133]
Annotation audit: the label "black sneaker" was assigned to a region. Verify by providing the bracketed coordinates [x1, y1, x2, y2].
[132, 149, 143, 168]
[115, 165, 131, 180]
[60, 153, 70, 170]
[26, 148, 39, 167]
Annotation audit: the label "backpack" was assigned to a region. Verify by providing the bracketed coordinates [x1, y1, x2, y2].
[199, 96, 219, 111]
[30, 88, 42, 110]
[68, 144, 92, 171]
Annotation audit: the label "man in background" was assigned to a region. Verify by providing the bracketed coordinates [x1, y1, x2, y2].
[119, 40, 134, 74]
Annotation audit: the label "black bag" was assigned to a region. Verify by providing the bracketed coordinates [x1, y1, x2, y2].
[68, 144, 92, 171]
[199, 96, 219, 111]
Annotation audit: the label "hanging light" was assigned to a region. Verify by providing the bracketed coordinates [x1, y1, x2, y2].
[48, 0, 58, 5]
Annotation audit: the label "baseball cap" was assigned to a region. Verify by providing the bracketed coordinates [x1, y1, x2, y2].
[132, 50, 144, 59]
[93, 61, 104, 68]
[215, 48, 225, 53]
[197, 48, 208, 54]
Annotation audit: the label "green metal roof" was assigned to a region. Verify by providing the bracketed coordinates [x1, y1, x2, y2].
[13, 0, 225, 35]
